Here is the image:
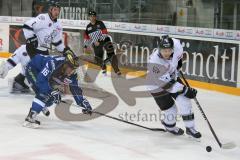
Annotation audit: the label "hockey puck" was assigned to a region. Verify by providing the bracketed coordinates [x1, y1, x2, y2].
[206, 146, 212, 152]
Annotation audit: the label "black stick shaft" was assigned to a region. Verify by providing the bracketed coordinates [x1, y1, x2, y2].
[179, 71, 222, 148]
[92, 111, 165, 131]
[61, 100, 165, 132]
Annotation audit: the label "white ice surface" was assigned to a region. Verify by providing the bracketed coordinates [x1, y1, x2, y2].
[0, 64, 240, 160]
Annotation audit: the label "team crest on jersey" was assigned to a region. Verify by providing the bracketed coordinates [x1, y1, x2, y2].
[152, 65, 160, 74]
[38, 15, 45, 20]
[44, 35, 52, 45]
[49, 23, 52, 27]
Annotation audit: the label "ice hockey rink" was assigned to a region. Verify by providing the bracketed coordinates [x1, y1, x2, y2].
[0, 65, 239, 160]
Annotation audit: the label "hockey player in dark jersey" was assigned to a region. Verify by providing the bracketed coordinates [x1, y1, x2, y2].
[23, 53, 92, 128]
[84, 10, 121, 76]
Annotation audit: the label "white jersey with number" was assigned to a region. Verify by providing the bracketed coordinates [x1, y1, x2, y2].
[23, 13, 64, 52]
[146, 38, 184, 94]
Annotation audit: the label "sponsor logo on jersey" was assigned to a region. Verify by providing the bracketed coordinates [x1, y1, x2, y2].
[152, 65, 160, 74]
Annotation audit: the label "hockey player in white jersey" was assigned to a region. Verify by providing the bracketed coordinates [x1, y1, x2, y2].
[0, 45, 30, 92]
[4, 0, 74, 93]
[146, 35, 201, 138]
[23, 0, 65, 57]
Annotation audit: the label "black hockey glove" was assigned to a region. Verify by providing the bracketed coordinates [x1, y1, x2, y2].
[182, 86, 197, 99]
[80, 98, 92, 115]
[63, 46, 76, 57]
[26, 35, 38, 58]
[50, 89, 61, 104]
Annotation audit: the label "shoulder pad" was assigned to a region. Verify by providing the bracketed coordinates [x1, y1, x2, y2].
[37, 14, 47, 21]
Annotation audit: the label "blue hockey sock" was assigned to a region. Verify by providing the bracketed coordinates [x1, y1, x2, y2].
[31, 98, 46, 113]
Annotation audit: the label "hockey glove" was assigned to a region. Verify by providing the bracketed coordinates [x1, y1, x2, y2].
[26, 35, 38, 58]
[160, 72, 178, 90]
[63, 46, 76, 57]
[80, 98, 92, 115]
[182, 86, 197, 99]
[50, 89, 61, 104]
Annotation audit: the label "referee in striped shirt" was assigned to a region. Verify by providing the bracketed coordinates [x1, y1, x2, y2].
[84, 11, 121, 75]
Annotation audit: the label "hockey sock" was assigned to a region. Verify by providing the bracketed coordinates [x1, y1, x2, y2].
[14, 73, 29, 89]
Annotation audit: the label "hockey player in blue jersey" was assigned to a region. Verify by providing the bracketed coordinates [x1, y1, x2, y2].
[23, 53, 92, 128]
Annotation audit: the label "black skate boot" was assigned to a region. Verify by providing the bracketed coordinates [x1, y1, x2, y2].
[162, 121, 184, 136]
[11, 73, 30, 93]
[12, 81, 30, 93]
[23, 109, 40, 128]
[186, 127, 202, 138]
[167, 127, 184, 136]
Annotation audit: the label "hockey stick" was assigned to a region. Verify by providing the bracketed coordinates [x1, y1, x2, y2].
[61, 100, 165, 132]
[179, 71, 236, 149]
[51, 76, 111, 99]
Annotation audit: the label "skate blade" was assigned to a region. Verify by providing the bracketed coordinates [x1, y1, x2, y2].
[187, 134, 201, 142]
[22, 121, 40, 129]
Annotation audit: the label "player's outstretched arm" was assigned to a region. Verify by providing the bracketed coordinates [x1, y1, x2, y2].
[69, 74, 92, 114]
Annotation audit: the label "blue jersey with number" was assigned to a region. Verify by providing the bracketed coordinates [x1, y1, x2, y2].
[27, 54, 85, 106]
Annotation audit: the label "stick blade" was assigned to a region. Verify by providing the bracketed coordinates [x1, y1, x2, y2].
[149, 128, 166, 132]
[221, 142, 237, 149]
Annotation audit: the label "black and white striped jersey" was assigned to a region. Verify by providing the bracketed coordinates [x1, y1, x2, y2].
[84, 20, 108, 47]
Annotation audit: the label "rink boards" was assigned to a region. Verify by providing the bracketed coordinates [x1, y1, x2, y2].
[0, 16, 240, 95]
